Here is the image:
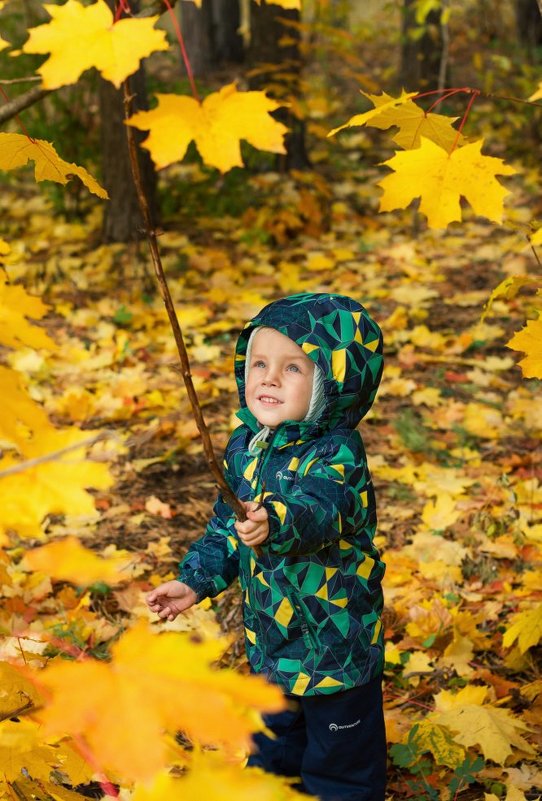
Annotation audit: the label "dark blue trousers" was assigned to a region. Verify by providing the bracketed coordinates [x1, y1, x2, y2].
[248, 676, 387, 801]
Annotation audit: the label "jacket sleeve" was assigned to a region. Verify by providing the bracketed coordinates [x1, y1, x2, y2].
[261, 435, 373, 557]
[177, 493, 240, 601]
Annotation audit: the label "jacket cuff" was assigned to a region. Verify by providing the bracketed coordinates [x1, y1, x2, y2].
[177, 572, 213, 602]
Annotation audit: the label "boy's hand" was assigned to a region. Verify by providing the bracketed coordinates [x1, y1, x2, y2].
[235, 501, 269, 547]
[146, 580, 198, 622]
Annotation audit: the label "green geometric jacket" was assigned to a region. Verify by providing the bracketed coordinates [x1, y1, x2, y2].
[178, 293, 385, 696]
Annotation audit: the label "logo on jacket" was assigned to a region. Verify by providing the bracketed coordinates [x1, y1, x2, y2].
[276, 470, 294, 481]
[328, 719, 361, 732]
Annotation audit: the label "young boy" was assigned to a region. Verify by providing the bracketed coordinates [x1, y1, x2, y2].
[147, 293, 386, 801]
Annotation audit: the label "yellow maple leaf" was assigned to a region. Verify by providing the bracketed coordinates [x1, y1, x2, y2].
[23, 536, 133, 587]
[0, 34, 9, 51]
[0, 133, 107, 198]
[0, 365, 51, 453]
[126, 84, 288, 173]
[482, 275, 538, 321]
[33, 622, 284, 782]
[531, 226, 542, 245]
[133, 755, 307, 801]
[0, 237, 10, 256]
[361, 92, 463, 151]
[421, 494, 461, 530]
[430, 687, 534, 764]
[0, 273, 56, 350]
[328, 89, 418, 137]
[412, 720, 466, 767]
[0, 717, 92, 783]
[528, 82, 542, 102]
[378, 137, 516, 228]
[0, 427, 113, 539]
[502, 605, 542, 653]
[22, 0, 168, 89]
[506, 315, 542, 379]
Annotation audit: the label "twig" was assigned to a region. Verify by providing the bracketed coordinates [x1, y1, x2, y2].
[0, 431, 116, 480]
[0, 85, 51, 125]
[121, 81, 247, 523]
[0, 76, 41, 85]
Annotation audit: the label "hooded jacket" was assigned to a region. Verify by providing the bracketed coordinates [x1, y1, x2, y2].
[178, 293, 385, 696]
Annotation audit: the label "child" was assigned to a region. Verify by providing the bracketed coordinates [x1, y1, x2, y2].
[147, 293, 386, 801]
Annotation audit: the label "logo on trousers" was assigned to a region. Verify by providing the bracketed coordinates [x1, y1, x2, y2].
[329, 719, 361, 732]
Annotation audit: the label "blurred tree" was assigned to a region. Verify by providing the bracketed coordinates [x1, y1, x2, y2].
[515, 0, 542, 60]
[248, 0, 310, 169]
[400, 0, 448, 91]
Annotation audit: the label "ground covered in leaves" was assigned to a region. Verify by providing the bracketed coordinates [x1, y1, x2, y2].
[1, 126, 541, 799]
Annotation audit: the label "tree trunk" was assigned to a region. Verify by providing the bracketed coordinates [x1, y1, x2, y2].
[99, 69, 159, 243]
[400, 0, 446, 91]
[248, 0, 310, 170]
[179, 0, 213, 76]
[515, 0, 542, 60]
[99, 0, 158, 244]
[211, 0, 244, 63]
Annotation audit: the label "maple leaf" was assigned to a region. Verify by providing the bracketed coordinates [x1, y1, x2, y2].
[421, 494, 461, 530]
[22, 0, 168, 89]
[506, 315, 542, 379]
[531, 227, 542, 245]
[0, 273, 56, 350]
[0, 133, 107, 198]
[378, 137, 516, 228]
[126, 84, 288, 172]
[412, 720, 466, 768]
[0, 427, 113, 539]
[482, 275, 538, 321]
[345, 91, 464, 151]
[23, 536, 133, 587]
[0, 365, 51, 453]
[429, 687, 534, 764]
[0, 34, 8, 51]
[528, 82, 542, 102]
[133, 755, 307, 801]
[328, 89, 418, 137]
[502, 605, 542, 654]
[32, 622, 284, 782]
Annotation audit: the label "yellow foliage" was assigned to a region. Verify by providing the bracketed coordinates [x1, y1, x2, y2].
[378, 137, 516, 228]
[328, 89, 418, 137]
[506, 315, 542, 379]
[0, 273, 56, 350]
[33, 622, 284, 782]
[127, 84, 288, 172]
[0, 133, 107, 198]
[133, 754, 307, 801]
[420, 494, 461, 530]
[502, 605, 542, 654]
[0, 427, 113, 539]
[22, 0, 168, 89]
[23, 536, 133, 587]
[430, 687, 534, 764]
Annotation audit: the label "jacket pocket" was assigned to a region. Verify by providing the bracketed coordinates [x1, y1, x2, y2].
[287, 591, 319, 651]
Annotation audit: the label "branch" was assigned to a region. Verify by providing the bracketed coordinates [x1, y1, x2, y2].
[0, 85, 51, 125]
[121, 81, 247, 523]
[0, 431, 116, 479]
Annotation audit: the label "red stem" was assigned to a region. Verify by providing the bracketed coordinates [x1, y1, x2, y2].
[450, 88, 480, 152]
[114, 0, 132, 22]
[0, 84, 35, 142]
[162, 0, 200, 102]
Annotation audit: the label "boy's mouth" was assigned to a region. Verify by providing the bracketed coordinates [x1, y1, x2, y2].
[258, 395, 282, 405]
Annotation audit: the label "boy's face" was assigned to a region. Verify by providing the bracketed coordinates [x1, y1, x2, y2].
[245, 327, 315, 427]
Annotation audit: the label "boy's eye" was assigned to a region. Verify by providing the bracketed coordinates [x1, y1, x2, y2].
[287, 364, 301, 373]
[252, 360, 265, 368]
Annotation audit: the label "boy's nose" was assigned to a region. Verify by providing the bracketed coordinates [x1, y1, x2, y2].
[262, 367, 279, 385]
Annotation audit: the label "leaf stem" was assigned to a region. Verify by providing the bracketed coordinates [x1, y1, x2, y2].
[162, 0, 200, 102]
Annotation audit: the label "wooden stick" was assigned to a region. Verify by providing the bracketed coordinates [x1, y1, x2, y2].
[121, 81, 247, 522]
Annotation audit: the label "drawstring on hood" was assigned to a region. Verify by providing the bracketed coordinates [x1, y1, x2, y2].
[236, 293, 384, 451]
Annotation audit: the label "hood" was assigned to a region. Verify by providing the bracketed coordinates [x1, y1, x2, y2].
[234, 292, 383, 433]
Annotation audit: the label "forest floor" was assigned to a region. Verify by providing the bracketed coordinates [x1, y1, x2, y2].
[2, 116, 542, 797]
